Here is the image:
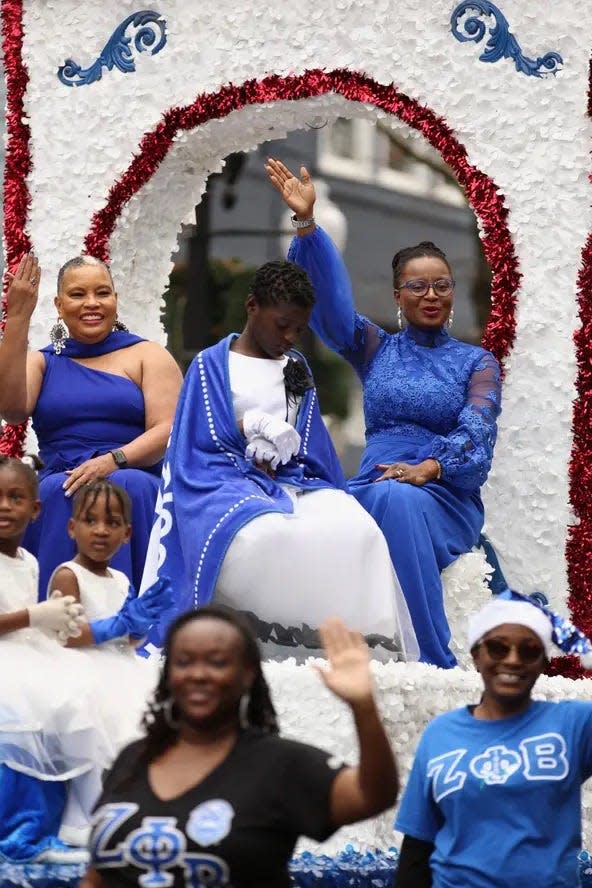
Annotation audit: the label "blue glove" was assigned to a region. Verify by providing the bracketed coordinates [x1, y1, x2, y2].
[89, 577, 174, 645]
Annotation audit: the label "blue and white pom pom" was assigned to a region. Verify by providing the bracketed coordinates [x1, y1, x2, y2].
[498, 589, 592, 668]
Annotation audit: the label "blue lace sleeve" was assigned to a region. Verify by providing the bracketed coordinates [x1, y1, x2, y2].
[288, 226, 385, 377]
[425, 352, 501, 491]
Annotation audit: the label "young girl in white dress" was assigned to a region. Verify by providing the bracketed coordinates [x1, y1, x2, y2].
[47, 478, 171, 844]
[0, 456, 108, 862]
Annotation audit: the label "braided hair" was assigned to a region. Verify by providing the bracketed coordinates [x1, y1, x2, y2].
[57, 255, 114, 293]
[391, 241, 451, 289]
[250, 260, 315, 309]
[71, 478, 132, 524]
[0, 456, 39, 497]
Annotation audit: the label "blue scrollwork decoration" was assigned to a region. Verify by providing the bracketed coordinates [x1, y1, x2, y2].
[57, 10, 167, 87]
[450, 1, 563, 78]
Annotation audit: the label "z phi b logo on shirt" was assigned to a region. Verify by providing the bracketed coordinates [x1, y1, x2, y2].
[427, 733, 569, 802]
[91, 802, 233, 888]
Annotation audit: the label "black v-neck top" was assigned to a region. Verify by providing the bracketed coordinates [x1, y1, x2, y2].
[89, 729, 345, 886]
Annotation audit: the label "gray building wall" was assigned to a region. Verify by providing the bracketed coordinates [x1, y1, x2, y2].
[204, 128, 482, 342]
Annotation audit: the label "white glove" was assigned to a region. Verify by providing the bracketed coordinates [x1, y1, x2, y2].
[243, 409, 301, 466]
[245, 436, 282, 471]
[28, 591, 85, 643]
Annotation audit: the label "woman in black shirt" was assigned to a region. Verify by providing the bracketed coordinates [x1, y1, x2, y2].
[81, 606, 398, 887]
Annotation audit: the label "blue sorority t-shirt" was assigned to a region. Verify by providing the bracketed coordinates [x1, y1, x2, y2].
[395, 700, 592, 888]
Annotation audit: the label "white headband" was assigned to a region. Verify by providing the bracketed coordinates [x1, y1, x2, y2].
[467, 598, 553, 656]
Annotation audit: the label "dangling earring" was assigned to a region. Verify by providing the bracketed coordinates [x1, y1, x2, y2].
[239, 693, 250, 730]
[447, 308, 454, 330]
[397, 306, 405, 330]
[113, 316, 129, 332]
[49, 317, 68, 355]
[163, 698, 180, 730]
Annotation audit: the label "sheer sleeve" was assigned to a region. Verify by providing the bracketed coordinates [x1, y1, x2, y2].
[424, 352, 501, 491]
[288, 226, 385, 377]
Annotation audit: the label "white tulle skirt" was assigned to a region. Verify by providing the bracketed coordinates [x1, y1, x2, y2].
[215, 487, 418, 658]
[0, 630, 160, 782]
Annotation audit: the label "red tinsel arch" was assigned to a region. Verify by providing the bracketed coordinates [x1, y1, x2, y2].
[83, 69, 521, 369]
[564, 56, 592, 673]
[0, 0, 30, 456]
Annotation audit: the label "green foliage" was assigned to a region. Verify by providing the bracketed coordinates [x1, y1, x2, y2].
[161, 257, 352, 417]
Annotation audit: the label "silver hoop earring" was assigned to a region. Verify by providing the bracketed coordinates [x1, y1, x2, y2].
[49, 318, 68, 355]
[397, 306, 404, 330]
[163, 698, 180, 731]
[239, 693, 250, 730]
[447, 308, 454, 330]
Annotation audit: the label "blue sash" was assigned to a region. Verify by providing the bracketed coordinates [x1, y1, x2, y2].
[146, 335, 345, 648]
[39, 330, 144, 357]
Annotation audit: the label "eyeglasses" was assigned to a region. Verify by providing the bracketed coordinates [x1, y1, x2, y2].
[396, 278, 455, 298]
[479, 638, 545, 665]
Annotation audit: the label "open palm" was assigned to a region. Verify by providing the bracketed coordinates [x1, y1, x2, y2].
[316, 618, 374, 705]
[265, 157, 316, 217]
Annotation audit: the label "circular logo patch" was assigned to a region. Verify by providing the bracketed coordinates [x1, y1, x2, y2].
[186, 799, 235, 847]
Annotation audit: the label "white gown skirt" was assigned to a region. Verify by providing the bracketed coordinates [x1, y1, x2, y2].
[216, 487, 418, 658]
[0, 632, 115, 781]
[0, 633, 160, 782]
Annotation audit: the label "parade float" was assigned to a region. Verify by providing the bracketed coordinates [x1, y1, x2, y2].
[2, 0, 592, 883]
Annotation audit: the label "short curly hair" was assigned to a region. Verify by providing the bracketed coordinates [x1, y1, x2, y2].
[57, 255, 114, 293]
[250, 260, 315, 309]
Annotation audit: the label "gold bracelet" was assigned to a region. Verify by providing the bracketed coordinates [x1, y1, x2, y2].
[433, 459, 442, 480]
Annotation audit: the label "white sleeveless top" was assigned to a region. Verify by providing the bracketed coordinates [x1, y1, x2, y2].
[54, 560, 129, 622]
[228, 351, 299, 427]
[0, 548, 40, 641]
[0, 548, 38, 613]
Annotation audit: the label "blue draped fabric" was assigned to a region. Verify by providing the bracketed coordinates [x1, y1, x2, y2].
[145, 335, 345, 648]
[0, 766, 65, 863]
[289, 228, 501, 668]
[22, 332, 162, 597]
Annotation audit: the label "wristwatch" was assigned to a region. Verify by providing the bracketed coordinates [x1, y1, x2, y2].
[290, 213, 315, 229]
[110, 448, 128, 469]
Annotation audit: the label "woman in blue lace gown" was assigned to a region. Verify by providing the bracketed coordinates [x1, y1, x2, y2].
[0, 253, 182, 595]
[266, 159, 502, 668]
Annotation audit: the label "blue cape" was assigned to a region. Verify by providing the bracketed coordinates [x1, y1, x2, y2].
[146, 335, 345, 647]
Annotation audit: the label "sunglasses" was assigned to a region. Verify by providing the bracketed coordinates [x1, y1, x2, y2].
[396, 278, 455, 298]
[479, 638, 545, 665]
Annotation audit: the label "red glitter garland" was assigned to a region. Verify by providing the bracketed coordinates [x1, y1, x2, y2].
[0, 0, 31, 457]
[565, 59, 592, 650]
[84, 70, 520, 367]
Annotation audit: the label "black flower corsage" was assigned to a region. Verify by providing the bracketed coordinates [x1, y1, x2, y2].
[283, 357, 314, 406]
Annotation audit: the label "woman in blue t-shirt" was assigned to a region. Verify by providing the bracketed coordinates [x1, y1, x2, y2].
[395, 593, 592, 888]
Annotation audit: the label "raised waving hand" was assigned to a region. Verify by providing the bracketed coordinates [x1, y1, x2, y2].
[316, 618, 374, 705]
[265, 158, 316, 219]
[6, 253, 41, 321]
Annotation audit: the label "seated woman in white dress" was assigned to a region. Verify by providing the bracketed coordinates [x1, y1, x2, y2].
[142, 261, 417, 657]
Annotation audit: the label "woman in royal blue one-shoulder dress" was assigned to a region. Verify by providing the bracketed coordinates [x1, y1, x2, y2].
[0, 253, 182, 595]
[266, 159, 502, 669]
